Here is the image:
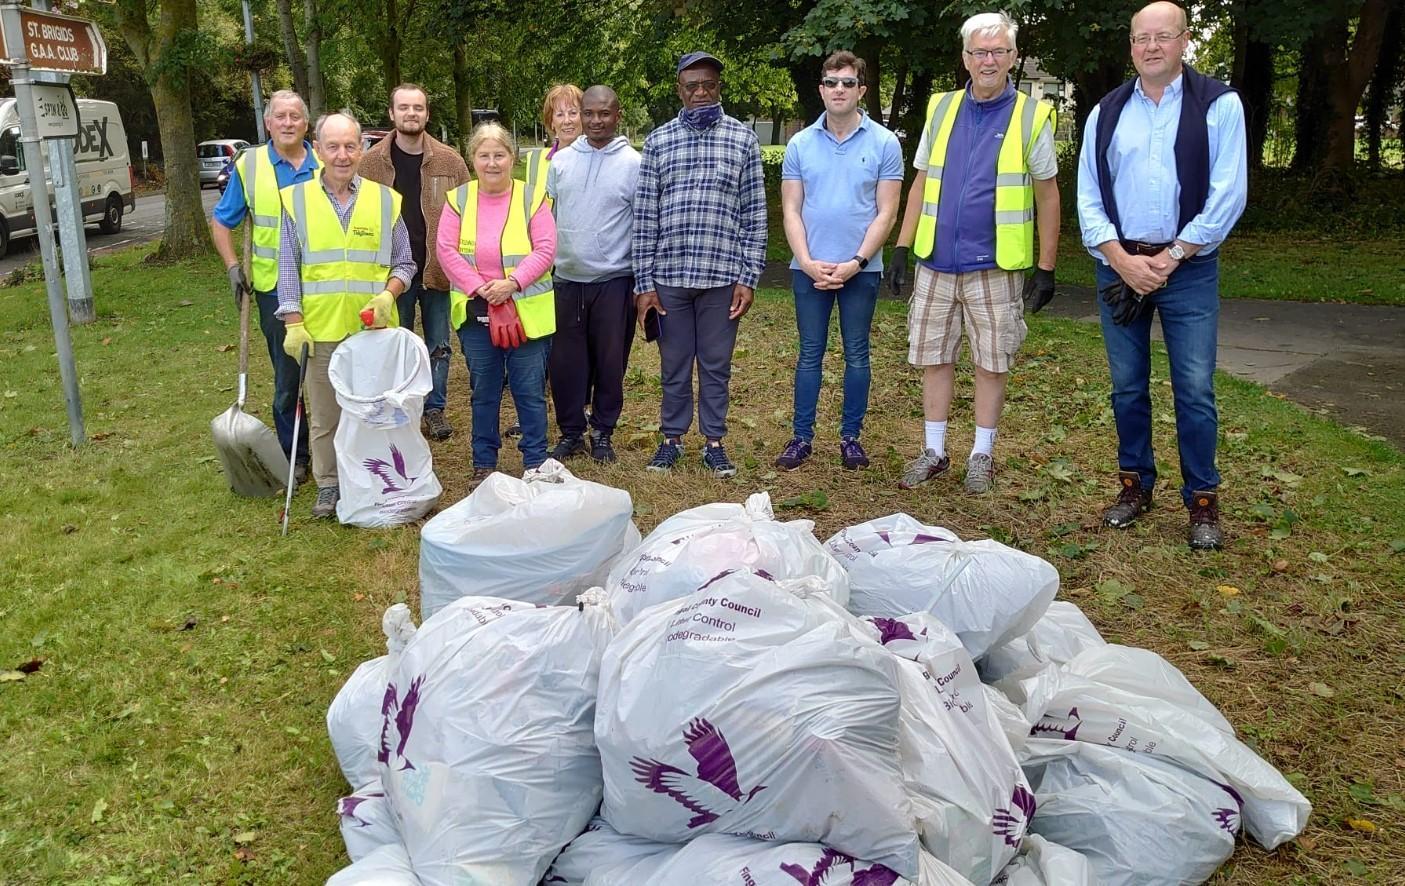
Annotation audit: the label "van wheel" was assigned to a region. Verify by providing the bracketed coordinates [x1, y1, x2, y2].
[0, 218, 8, 259]
[98, 194, 123, 234]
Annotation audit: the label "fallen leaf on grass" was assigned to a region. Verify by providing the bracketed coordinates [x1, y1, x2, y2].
[1308, 682, 1335, 697]
[1187, 640, 1211, 651]
[1271, 559, 1290, 572]
[91, 798, 107, 823]
[1217, 584, 1240, 597]
[1295, 835, 1317, 851]
[179, 617, 198, 632]
[1343, 858, 1368, 876]
[101, 337, 112, 346]
[1308, 551, 1329, 564]
[0, 671, 25, 683]
[1390, 539, 1405, 554]
[61, 523, 77, 534]
[233, 830, 257, 844]
[216, 344, 235, 353]
[1340, 466, 1369, 477]
[177, 299, 194, 307]
[234, 848, 256, 863]
[1345, 818, 1377, 834]
[16, 658, 42, 674]
[778, 490, 829, 511]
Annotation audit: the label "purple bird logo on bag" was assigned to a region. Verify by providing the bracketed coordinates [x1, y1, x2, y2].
[1213, 781, 1244, 833]
[337, 791, 384, 828]
[364, 444, 418, 493]
[377, 675, 424, 770]
[992, 785, 1037, 847]
[779, 848, 901, 885]
[1030, 706, 1083, 740]
[630, 717, 767, 828]
[870, 617, 918, 645]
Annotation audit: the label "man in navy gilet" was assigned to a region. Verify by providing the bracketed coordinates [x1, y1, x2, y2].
[1076, 1, 1247, 550]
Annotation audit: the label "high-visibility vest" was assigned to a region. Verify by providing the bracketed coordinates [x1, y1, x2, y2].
[912, 89, 1055, 271]
[445, 179, 555, 340]
[237, 146, 285, 291]
[280, 174, 403, 342]
[521, 146, 551, 207]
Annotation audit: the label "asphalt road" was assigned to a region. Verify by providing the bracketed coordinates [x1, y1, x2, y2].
[0, 188, 222, 276]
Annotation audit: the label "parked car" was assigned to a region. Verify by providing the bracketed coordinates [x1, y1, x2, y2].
[0, 97, 137, 258]
[362, 128, 392, 151]
[216, 146, 252, 194]
[198, 139, 249, 187]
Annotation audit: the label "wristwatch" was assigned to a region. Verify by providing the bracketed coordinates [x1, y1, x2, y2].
[1167, 243, 1187, 261]
[851, 254, 869, 270]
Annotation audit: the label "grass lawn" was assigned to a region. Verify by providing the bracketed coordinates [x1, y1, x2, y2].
[1, 247, 1403, 883]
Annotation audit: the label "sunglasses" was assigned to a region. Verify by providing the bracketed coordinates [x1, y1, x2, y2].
[821, 77, 861, 89]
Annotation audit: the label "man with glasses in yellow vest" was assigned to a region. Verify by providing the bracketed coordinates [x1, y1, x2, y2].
[274, 112, 417, 518]
[210, 90, 319, 486]
[888, 11, 1060, 495]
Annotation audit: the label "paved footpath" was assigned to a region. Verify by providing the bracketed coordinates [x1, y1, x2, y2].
[761, 263, 1405, 450]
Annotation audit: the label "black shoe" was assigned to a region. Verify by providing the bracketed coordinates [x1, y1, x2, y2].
[590, 431, 617, 463]
[293, 460, 310, 487]
[1188, 490, 1225, 550]
[424, 408, 453, 441]
[505, 423, 522, 438]
[702, 441, 738, 478]
[551, 435, 587, 460]
[1102, 471, 1152, 528]
[646, 438, 683, 472]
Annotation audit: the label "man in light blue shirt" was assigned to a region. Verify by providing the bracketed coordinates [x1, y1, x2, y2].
[1076, 0, 1247, 550]
[775, 50, 903, 472]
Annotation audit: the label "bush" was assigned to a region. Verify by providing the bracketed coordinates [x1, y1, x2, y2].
[762, 144, 785, 192]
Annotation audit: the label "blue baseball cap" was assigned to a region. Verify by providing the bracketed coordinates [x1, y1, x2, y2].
[677, 51, 724, 74]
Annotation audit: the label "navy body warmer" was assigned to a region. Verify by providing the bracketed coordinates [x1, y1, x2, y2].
[1094, 65, 1233, 243]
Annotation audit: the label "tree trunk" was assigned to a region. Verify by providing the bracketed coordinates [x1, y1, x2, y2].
[901, 72, 934, 170]
[771, 107, 784, 145]
[453, 40, 473, 155]
[1071, 59, 1129, 150]
[1364, 0, 1404, 168]
[114, 0, 212, 261]
[274, 0, 308, 98]
[1293, 21, 1335, 172]
[856, 38, 883, 121]
[1232, 18, 1275, 171]
[787, 58, 825, 124]
[304, 0, 325, 120]
[1299, 0, 1393, 175]
[381, 0, 403, 98]
[889, 61, 909, 129]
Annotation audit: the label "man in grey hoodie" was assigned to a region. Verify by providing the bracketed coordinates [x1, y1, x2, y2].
[546, 85, 643, 463]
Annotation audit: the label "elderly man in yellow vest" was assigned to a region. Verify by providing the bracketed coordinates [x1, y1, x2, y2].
[275, 112, 417, 518]
[888, 11, 1060, 495]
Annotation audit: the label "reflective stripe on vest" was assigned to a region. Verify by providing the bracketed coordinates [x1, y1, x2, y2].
[913, 90, 1054, 271]
[445, 179, 556, 340]
[238, 147, 284, 291]
[281, 175, 403, 341]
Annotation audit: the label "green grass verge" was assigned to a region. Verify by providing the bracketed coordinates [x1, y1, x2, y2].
[1, 247, 1403, 883]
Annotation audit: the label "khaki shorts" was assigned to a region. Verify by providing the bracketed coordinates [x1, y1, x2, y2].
[907, 265, 1027, 373]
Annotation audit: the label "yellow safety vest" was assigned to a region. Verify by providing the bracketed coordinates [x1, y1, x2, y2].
[913, 89, 1055, 271]
[280, 174, 403, 342]
[237, 146, 285, 291]
[445, 179, 556, 340]
[521, 146, 551, 208]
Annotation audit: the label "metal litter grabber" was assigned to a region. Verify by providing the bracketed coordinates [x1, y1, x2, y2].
[210, 226, 289, 497]
[280, 343, 310, 536]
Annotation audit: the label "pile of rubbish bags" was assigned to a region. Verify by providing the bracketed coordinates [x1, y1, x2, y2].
[324, 474, 1311, 885]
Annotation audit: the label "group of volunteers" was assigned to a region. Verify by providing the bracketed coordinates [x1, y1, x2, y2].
[211, 0, 1246, 552]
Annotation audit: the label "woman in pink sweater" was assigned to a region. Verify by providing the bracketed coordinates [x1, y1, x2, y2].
[438, 123, 557, 476]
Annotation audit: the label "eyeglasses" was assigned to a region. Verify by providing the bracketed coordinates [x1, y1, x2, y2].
[964, 48, 1013, 61]
[681, 79, 720, 94]
[821, 77, 861, 89]
[1130, 29, 1188, 46]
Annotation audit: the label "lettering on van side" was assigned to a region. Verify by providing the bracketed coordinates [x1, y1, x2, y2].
[75, 118, 113, 161]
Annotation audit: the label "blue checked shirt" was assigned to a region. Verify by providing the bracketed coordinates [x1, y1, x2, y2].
[275, 175, 416, 318]
[632, 109, 767, 293]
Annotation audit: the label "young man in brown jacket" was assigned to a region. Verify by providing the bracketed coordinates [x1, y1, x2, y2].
[361, 83, 471, 440]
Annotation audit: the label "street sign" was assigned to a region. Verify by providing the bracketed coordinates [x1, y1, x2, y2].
[28, 81, 78, 138]
[141, 139, 148, 160]
[0, 7, 106, 75]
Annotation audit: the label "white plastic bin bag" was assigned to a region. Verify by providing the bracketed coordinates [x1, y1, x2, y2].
[979, 601, 1106, 703]
[1019, 739, 1238, 886]
[329, 327, 441, 527]
[1020, 644, 1311, 849]
[325, 841, 420, 885]
[604, 492, 848, 625]
[585, 833, 975, 886]
[543, 817, 673, 886]
[825, 515, 1058, 659]
[863, 613, 1030, 883]
[379, 592, 616, 885]
[596, 570, 918, 877]
[418, 459, 638, 618]
[991, 834, 1099, 885]
[327, 605, 418, 790]
[338, 779, 399, 863]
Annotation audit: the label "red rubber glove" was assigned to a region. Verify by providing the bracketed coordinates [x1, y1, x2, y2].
[487, 300, 526, 349]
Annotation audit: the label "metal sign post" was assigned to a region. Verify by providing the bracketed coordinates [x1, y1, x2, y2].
[0, 0, 87, 445]
[241, 0, 265, 142]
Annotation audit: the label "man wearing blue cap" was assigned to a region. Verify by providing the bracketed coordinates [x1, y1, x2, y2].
[633, 50, 767, 478]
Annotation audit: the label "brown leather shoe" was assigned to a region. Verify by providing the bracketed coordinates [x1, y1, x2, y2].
[1188, 490, 1224, 550]
[1102, 471, 1152, 528]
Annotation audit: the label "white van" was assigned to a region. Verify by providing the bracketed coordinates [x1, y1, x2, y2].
[0, 98, 136, 258]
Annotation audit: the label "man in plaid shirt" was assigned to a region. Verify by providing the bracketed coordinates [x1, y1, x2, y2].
[633, 50, 767, 478]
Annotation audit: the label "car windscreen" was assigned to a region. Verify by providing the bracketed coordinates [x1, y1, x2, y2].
[198, 144, 229, 158]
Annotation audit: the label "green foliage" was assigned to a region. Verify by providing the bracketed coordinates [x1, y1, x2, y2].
[761, 144, 785, 191]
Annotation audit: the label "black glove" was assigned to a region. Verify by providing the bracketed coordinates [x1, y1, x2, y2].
[1022, 267, 1055, 314]
[1099, 277, 1153, 326]
[227, 264, 250, 310]
[886, 246, 910, 299]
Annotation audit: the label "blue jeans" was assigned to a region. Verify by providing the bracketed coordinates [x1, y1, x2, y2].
[254, 289, 309, 465]
[397, 282, 451, 411]
[791, 270, 878, 440]
[458, 320, 550, 469]
[1097, 253, 1221, 508]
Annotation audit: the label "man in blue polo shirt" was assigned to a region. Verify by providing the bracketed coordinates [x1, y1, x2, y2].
[774, 50, 903, 471]
[210, 90, 320, 485]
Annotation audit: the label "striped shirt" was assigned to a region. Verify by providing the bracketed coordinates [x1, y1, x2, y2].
[632, 110, 767, 293]
[275, 175, 416, 318]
